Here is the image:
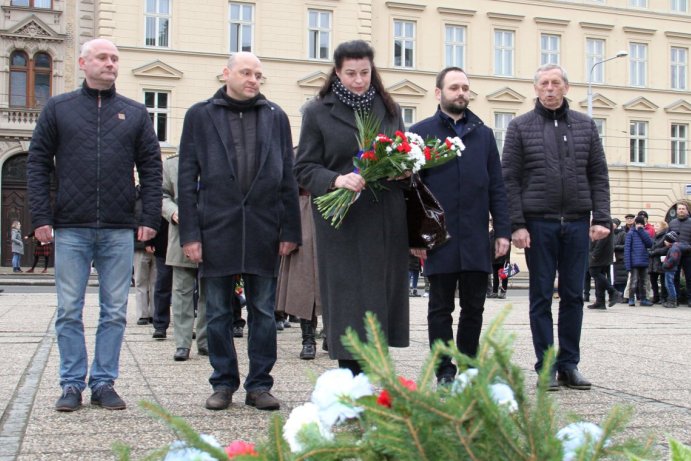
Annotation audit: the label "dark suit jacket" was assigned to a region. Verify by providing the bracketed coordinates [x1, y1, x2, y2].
[178, 89, 301, 278]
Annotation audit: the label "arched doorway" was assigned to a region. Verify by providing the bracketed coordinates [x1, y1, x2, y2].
[2, 153, 31, 267]
[1, 153, 56, 268]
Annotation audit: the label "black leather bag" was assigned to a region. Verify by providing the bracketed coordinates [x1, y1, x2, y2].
[405, 174, 450, 250]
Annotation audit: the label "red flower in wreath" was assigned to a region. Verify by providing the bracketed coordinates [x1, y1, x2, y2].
[225, 440, 258, 458]
[376, 389, 392, 408]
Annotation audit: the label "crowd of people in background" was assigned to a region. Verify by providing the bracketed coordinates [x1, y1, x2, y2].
[587, 205, 691, 310]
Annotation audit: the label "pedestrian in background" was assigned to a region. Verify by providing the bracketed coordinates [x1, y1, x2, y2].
[624, 216, 654, 306]
[10, 220, 24, 272]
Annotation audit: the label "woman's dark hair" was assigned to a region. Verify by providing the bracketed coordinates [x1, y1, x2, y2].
[318, 40, 398, 117]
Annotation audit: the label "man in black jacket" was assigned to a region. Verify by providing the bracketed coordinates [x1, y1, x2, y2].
[27, 39, 162, 412]
[178, 52, 301, 412]
[502, 64, 611, 391]
[668, 201, 691, 305]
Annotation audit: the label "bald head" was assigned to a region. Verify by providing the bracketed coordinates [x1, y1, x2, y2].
[81, 39, 118, 59]
[223, 52, 263, 101]
[79, 38, 119, 90]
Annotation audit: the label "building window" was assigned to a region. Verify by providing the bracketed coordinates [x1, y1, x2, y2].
[540, 34, 560, 65]
[629, 0, 647, 6]
[307, 10, 331, 60]
[630, 121, 647, 164]
[230, 2, 253, 52]
[145, 91, 169, 142]
[671, 0, 688, 11]
[629, 42, 647, 87]
[9, 50, 51, 108]
[10, 0, 52, 7]
[671, 124, 687, 165]
[401, 107, 416, 129]
[145, 0, 170, 47]
[444, 25, 466, 68]
[671, 47, 687, 90]
[494, 112, 514, 153]
[393, 20, 415, 68]
[593, 118, 606, 149]
[586, 38, 605, 84]
[494, 30, 514, 77]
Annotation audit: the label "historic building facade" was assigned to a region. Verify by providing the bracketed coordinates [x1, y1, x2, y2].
[3, 0, 691, 264]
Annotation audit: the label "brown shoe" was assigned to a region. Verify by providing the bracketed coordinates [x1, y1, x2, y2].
[205, 389, 232, 410]
[245, 390, 280, 411]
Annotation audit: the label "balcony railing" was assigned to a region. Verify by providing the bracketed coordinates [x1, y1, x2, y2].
[0, 107, 41, 132]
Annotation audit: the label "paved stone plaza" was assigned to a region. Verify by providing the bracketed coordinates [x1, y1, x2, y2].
[1, 275, 690, 460]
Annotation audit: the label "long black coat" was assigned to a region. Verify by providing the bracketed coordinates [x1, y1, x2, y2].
[410, 108, 510, 275]
[178, 90, 301, 278]
[294, 93, 409, 360]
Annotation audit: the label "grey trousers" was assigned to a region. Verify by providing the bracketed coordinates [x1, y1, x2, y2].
[172, 266, 207, 351]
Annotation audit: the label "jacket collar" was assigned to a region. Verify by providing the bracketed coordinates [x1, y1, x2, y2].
[434, 106, 483, 138]
[210, 86, 268, 111]
[81, 80, 116, 99]
[534, 99, 569, 121]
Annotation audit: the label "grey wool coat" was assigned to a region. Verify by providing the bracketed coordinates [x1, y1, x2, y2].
[177, 91, 301, 278]
[294, 92, 410, 360]
[162, 155, 196, 269]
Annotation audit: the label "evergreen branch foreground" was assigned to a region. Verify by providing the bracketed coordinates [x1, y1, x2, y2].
[114, 307, 690, 461]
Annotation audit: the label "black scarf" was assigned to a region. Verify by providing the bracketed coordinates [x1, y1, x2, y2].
[214, 86, 265, 111]
[331, 78, 376, 112]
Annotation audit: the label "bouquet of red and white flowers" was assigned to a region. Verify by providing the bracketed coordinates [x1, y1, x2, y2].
[314, 111, 465, 229]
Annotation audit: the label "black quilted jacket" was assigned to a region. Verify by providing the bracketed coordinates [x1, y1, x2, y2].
[502, 100, 610, 231]
[27, 82, 162, 231]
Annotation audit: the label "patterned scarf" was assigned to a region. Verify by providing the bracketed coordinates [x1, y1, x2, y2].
[331, 78, 376, 112]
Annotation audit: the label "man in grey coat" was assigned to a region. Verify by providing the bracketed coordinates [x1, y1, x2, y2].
[162, 155, 208, 361]
[178, 52, 301, 412]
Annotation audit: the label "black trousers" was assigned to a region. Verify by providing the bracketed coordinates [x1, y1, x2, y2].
[591, 265, 615, 302]
[427, 271, 487, 377]
[152, 256, 172, 331]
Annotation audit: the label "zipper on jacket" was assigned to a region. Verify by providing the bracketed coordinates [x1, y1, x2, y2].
[96, 93, 101, 227]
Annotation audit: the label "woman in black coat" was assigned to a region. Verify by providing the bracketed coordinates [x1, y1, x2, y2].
[294, 40, 409, 374]
[648, 220, 670, 304]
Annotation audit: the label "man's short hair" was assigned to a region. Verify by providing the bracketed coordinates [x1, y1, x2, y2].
[435, 66, 467, 89]
[533, 64, 569, 85]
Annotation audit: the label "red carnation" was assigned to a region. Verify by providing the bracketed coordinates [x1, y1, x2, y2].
[225, 440, 258, 458]
[398, 376, 417, 391]
[445, 138, 453, 149]
[395, 130, 406, 140]
[376, 389, 392, 408]
[424, 146, 431, 161]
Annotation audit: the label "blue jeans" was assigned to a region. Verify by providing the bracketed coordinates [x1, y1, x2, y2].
[525, 218, 589, 373]
[665, 271, 677, 300]
[12, 252, 22, 269]
[205, 274, 277, 393]
[54, 228, 134, 392]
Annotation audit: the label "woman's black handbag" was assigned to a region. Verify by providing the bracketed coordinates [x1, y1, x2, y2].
[405, 174, 450, 250]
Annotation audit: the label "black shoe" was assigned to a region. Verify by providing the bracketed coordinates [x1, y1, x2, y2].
[663, 300, 678, 308]
[136, 318, 148, 325]
[205, 389, 233, 410]
[276, 320, 284, 331]
[587, 301, 606, 310]
[282, 319, 292, 328]
[608, 292, 624, 307]
[322, 337, 328, 351]
[546, 374, 560, 392]
[174, 348, 190, 361]
[233, 326, 244, 338]
[90, 384, 126, 410]
[152, 329, 166, 339]
[300, 343, 316, 360]
[148, 317, 154, 324]
[245, 390, 280, 411]
[557, 369, 591, 390]
[198, 347, 209, 356]
[487, 292, 498, 298]
[55, 385, 82, 412]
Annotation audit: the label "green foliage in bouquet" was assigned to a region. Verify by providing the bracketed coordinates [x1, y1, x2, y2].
[114, 308, 691, 461]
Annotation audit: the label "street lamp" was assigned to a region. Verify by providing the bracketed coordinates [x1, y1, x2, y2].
[587, 50, 628, 118]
